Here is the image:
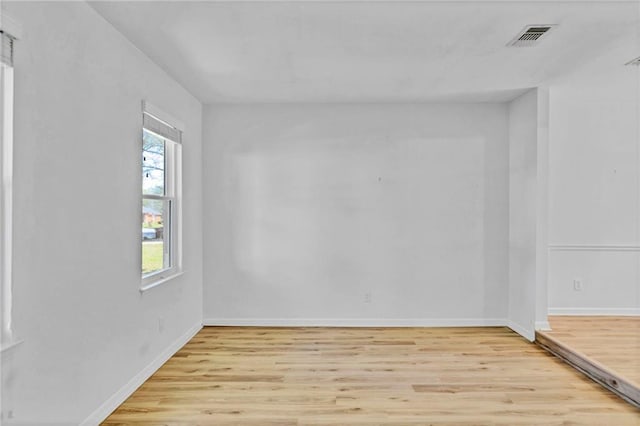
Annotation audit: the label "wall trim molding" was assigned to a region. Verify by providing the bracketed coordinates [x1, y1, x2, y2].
[203, 318, 508, 328]
[507, 320, 534, 342]
[548, 307, 640, 316]
[80, 322, 202, 426]
[548, 244, 640, 252]
[203, 318, 539, 342]
[535, 320, 551, 331]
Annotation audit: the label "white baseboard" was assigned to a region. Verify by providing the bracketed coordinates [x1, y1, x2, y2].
[535, 320, 551, 331]
[205, 317, 538, 342]
[548, 307, 640, 316]
[80, 322, 202, 426]
[507, 320, 534, 342]
[203, 318, 507, 327]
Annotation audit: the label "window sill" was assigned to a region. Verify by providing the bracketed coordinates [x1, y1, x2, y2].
[140, 271, 184, 293]
[1, 338, 24, 353]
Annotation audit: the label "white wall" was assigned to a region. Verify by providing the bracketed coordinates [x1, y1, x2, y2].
[1, 2, 203, 424]
[547, 40, 640, 315]
[536, 88, 550, 329]
[203, 103, 509, 325]
[507, 89, 548, 340]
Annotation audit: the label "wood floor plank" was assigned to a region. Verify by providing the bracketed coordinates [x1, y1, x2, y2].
[543, 316, 640, 386]
[102, 326, 640, 425]
[537, 316, 640, 407]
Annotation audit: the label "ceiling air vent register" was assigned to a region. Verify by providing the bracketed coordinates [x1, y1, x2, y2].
[507, 25, 555, 47]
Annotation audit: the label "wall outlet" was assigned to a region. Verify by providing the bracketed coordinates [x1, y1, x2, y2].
[364, 292, 372, 304]
[573, 279, 583, 291]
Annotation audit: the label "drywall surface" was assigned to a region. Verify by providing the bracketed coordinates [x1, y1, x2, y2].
[535, 88, 550, 330]
[88, 1, 638, 104]
[547, 40, 640, 314]
[1, 2, 203, 424]
[508, 89, 540, 340]
[203, 103, 509, 324]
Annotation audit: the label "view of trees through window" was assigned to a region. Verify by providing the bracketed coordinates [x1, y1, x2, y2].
[142, 130, 169, 275]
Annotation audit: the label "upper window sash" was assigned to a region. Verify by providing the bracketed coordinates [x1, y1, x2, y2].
[142, 129, 178, 199]
[142, 129, 168, 197]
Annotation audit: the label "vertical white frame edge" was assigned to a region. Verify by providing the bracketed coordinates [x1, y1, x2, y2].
[140, 101, 184, 291]
[0, 62, 13, 346]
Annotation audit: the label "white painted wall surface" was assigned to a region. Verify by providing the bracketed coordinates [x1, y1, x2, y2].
[1, 2, 203, 424]
[507, 90, 539, 340]
[547, 40, 640, 314]
[203, 104, 509, 325]
[535, 88, 550, 329]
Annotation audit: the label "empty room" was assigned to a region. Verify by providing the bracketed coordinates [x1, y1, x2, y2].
[0, 0, 639, 424]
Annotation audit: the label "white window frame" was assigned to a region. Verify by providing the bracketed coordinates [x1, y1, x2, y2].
[140, 102, 183, 292]
[0, 57, 14, 347]
[1, 16, 21, 352]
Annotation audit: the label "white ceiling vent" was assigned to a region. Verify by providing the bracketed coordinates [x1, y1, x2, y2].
[625, 56, 640, 66]
[507, 25, 556, 47]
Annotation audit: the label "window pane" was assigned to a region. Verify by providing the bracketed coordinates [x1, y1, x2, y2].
[142, 198, 170, 275]
[142, 129, 165, 196]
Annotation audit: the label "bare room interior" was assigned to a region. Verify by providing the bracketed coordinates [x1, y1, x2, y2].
[0, 0, 639, 424]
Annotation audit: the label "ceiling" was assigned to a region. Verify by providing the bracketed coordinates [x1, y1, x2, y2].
[89, 1, 639, 103]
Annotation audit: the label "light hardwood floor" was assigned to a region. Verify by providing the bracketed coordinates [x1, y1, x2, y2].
[543, 316, 640, 387]
[103, 326, 640, 425]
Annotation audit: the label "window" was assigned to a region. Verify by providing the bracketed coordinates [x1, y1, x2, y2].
[141, 103, 182, 290]
[1, 28, 16, 348]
